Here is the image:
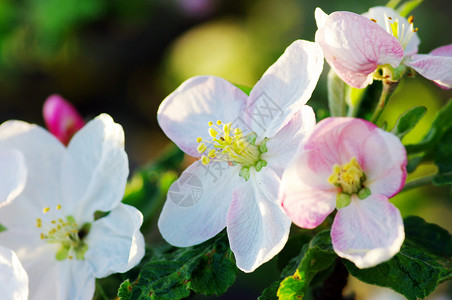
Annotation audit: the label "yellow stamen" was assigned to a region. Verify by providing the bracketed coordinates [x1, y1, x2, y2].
[196, 137, 202, 143]
[197, 143, 207, 153]
[43, 207, 50, 213]
[328, 157, 366, 195]
[56, 204, 62, 210]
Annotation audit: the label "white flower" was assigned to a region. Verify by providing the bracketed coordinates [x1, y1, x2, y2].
[0, 150, 28, 300]
[0, 114, 145, 300]
[157, 40, 324, 272]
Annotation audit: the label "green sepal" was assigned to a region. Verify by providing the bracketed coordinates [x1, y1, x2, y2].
[240, 167, 250, 181]
[259, 137, 269, 153]
[56, 244, 71, 261]
[0, 223, 7, 233]
[390, 106, 427, 139]
[255, 160, 267, 172]
[358, 188, 371, 200]
[336, 193, 351, 209]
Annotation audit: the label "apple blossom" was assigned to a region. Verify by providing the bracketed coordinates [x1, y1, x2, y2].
[315, 6, 452, 89]
[157, 40, 323, 272]
[0, 150, 28, 300]
[43, 94, 86, 146]
[0, 114, 145, 300]
[281, 117, 407, 268]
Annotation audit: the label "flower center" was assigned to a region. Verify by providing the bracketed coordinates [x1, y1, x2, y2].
[196, 120, 268, 180]
[328, 157, 371, 208]
[371, 14, 418, 50]
[36, 205, 90, 261]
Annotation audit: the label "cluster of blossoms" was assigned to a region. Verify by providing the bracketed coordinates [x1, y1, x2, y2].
[157, 4, 450, 274]
[0, 4, 450, 300]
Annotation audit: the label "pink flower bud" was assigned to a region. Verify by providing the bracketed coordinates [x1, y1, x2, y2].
[42, 94, 85, 146]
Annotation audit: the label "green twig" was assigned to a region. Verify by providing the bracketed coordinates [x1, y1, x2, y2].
[401, 174, 435, 192]
[95, 280, 109, 300]
[370, 80, 399, 124]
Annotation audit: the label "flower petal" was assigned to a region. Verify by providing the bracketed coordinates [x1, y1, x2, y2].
[0, 149, 27, 208]
[405, 44, 452, 89]
[280, 159, 337, 229]
[62, 114, 128, 223]
[0, 245, 28, 300]
[262, 105, 316, 177]
[0, 120, 65, 213]
[362, 6, 420, 56]
[227, 168, 291, 272]
[245, 40, 323, 137]
[315, 10, 403, 88]
[85, 203, 144, 278]
[361, 127, 407, 197]
[158, 76, 247, 157]
[158, 160, 243, 247]
[331, 194, 404, 268]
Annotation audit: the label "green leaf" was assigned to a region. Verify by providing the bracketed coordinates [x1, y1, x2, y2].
[405, 100, 452, 154]
[386, 0, 402, 8]
[277, 231, 337, 300]
[345, 217, 452, 300]
[391, 106, 427, 139]
[0, 223, 7, 233]
[117, 231, 238, 300]
[433, 126, 452, 186]
[396, 0, 423, 17]
[327, 69, 349, 117]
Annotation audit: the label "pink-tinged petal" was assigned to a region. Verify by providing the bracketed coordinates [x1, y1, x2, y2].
[227, 168, 291, 272]
[263, 105, 316, 177]
[315, 10, 403, 89]
[158, 76, 247, 157]
[405, 45, 452, 89]
[158, 160, 243, 247]
[62, 114, 128, 223]
[0, 150, 27, 208]
[245, 40, 323, 137]
[331, 194, 404, 269]
[0, 246, 28, 300]
[281, 161, 337, 229]
[0, 120, 65, 213]
[43, 94, 85, 146]
[362, 6, 420, 56]
[361, 128, 407, 197]
[86, 204, 144, 278]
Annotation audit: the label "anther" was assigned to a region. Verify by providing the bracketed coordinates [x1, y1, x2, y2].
[407, 15, 414, 24]
[43, 207, 50, 213]
[56, 204, 62, 210]
[370, 18, 377, 23]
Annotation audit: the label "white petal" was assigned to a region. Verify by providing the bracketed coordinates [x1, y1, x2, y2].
[315, 7, 329, 28]
[405, 52, 452, 89]
[158, 160, 243, 247]
[362, 6, 420, 56]
[0, 149, 27, 208]
[331, 194, 404, 269]
[158, 76, 248, 157]
[0, 246, 28, 300]
[0, 120, 65, 213]
[263, 105, 316, 177]
[245, 40, 323, 137]
[227, 168, 291, 272]
[62, 114, 129, 223]
[85, 203, 144, 278]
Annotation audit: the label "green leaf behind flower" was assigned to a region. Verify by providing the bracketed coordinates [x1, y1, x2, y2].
[391, 106, 427, 140]
[117, 231, 238, 300]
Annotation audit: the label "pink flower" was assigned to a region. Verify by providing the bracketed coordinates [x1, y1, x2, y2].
[157, 40, 324, 272]
[281, 117, 407, 268]
[315, 6, 452, 89]
[43, 94, 85, 146]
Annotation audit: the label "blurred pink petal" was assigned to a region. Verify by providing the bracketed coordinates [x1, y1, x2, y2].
[43, 94, 85, 146]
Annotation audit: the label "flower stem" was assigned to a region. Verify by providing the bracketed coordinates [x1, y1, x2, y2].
[370, 80, 399, 124]
[401, 174, 435, 192]
[95, 280, 109, 300]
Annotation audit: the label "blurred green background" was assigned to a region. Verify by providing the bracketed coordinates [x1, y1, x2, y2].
[0, 0, 451, 299]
